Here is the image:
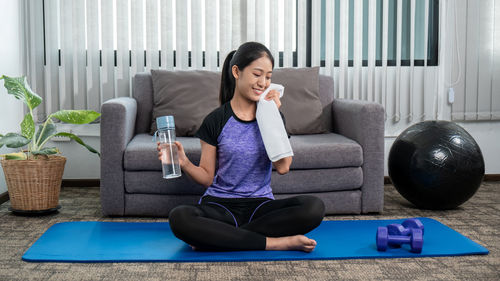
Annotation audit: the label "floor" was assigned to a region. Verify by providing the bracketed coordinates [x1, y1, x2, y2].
[0, 182, 498, 280]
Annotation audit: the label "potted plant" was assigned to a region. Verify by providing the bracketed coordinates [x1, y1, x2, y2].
[0, 75, 100, 213]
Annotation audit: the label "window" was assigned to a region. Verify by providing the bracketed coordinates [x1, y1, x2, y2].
[41, 0, 438, 68]
[315, 0, 440, 67]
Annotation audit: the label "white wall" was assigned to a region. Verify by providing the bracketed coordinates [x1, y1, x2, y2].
[44, 124, 101, 179]
[0, 0, 25, 193]
[455, 122, 500, 174]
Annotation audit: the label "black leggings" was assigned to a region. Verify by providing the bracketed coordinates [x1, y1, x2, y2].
[168, 195, 325, 251]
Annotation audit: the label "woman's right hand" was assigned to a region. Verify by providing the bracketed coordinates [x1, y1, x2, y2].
[157, 141, 189, 168]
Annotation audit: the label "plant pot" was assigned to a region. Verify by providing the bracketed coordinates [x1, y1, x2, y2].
[1, 155, 66, 212]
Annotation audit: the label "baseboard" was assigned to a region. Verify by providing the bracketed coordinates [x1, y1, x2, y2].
[484, 174, 500, 181]
[385, 175, 500, 184]
[61, 179, 100, 187]
[0, 192, 8, 205]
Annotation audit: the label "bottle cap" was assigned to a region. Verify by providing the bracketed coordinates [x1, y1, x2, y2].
[156, 115, 175, 130]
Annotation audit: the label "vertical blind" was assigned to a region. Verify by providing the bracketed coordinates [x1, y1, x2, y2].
[450, 0, 500, 121]
[24, 0, 451, 125]
[24, 0, 300, 122]
[319, 0, 443, 124]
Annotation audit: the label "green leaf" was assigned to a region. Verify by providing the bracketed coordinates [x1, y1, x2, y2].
[51, 110, 100, 124]
[32, 147, 59, 155]
[21, 113, 35, 139]
[2, 152, 28, 160]
[34, 123, 56, 147]
[0, 75, 42, 110]
[54, 132, 100, 157]
[0, 133, 31, 148]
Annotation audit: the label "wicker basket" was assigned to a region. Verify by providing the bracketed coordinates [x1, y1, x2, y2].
[1, 155, 66, 211]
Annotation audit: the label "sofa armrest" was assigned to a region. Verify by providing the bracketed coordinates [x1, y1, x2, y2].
[100, 97, 137, 216]
[332, 99, 385, 213]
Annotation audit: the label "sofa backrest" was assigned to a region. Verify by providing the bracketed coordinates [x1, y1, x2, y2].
[318, 75, 335, 132]
[133, 72, 335, 134]
[133, 73, 155, 134]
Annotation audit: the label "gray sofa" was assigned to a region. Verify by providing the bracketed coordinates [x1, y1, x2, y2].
[100, 72, 385, 217]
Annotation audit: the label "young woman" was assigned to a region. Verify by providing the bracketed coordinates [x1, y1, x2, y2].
[158, 42, 325, 252]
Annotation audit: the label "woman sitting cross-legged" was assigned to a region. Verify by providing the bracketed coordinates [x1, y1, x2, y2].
[157, 42, 325, 252]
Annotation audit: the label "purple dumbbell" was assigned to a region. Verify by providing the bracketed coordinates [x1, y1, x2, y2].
[384, 219, 425, 248]
[376, 226, 423, 253]
[386, 224, 407, 247]
[401, 218, 424, 235]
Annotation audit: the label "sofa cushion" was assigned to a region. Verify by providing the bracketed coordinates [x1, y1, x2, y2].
[124, 168, 362, 195]
[150, 69, 221, 136]
[124, 134, 202, 171]
[124, 133, 362, 171]
[124, 190, 363, 216]
[271, 67, 326, 134]
[271, 168, 363, 193]
[289, 133, 363, 169]
[125, 171, 207, 195]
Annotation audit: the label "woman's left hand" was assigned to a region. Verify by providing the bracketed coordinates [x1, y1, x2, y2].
[265, 89, 281, 109]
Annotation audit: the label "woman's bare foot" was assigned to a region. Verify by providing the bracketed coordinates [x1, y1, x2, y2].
[265, 235, 317, 252]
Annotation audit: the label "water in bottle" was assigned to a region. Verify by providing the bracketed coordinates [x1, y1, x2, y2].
[156, 116, 182, 179]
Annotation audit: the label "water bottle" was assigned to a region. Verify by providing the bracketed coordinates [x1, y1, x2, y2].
[157, 116, 182, 179]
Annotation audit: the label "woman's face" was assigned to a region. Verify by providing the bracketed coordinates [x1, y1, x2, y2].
[233, 55, 273, 103]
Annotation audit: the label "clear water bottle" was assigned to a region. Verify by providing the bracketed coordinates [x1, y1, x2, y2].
[157, 116, 182, 179]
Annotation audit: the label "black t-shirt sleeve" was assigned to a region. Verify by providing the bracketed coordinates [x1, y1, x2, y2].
[195, 104, 231, 146]
[195, 111, 219, 146]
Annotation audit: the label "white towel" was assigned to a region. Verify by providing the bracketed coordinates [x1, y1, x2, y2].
[256, 83, 294, 162]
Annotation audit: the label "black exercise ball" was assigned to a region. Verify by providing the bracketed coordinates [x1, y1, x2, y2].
[388, 121, 485, 209]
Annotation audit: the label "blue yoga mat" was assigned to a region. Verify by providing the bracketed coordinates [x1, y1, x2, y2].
[22, 217, 488, 262]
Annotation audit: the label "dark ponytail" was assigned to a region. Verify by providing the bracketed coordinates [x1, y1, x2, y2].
[219, 50, 237, 105]
[219, 42, 275, 105]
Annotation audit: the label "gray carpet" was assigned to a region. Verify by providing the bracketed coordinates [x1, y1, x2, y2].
[0, 182, 498, 281]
